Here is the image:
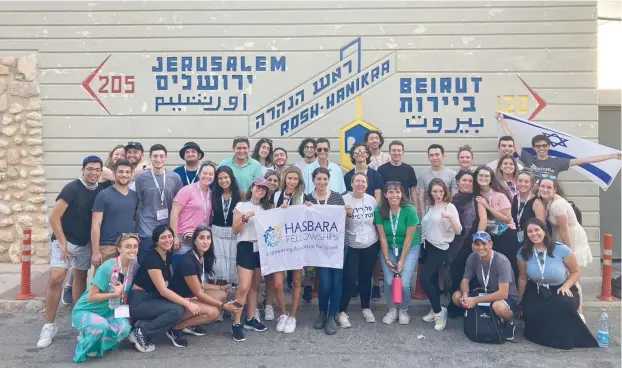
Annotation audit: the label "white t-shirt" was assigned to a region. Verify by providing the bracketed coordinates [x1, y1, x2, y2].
[343, 193, 378, 248]
[234, 201, 263, 243]
[421, 203, 461, 250]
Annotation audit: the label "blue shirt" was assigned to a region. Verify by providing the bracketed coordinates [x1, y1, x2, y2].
[218, 156, 263, 193]
[344, 168, 384, 198]
[92, 186, 138, 245]
[517, 242, 572, 286]
[173, 165, 198, 186]
[303, 160, 346, 195]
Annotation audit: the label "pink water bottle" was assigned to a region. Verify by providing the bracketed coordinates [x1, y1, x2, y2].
[392, 273, 403, 305]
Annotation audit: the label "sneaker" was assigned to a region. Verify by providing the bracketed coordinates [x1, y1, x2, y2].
[324, 315, 338, 335]
[422, 308, 436, 323]
[37, 323, 57, 348]
[231, 323, 246, 342]
[337, 312, 351, 328]
[371, 285, 381, 301]
[313, 312, 327, 329]
[264, 305, 275, 321]
[303, 285, 313, 302]
[61, 286, 72, 306]
[362, 309, 375, 323]
[398, 309, 410, 325]
[504, 321, 516, 341]
[434, 307, 448, 331]
[244, 317, 267, 332]
[166, 329, 188, 348]
[254, 309, 262, 323]
[276, 314, 288, 332]
[283, 316, 297, 334]
[128, 328, 155, 353]
[182, 325, 207, 336]
[382, 308, 398, 325]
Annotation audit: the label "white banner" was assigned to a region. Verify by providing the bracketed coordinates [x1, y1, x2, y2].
[502, 113, 622, 190]
[253, 205, 346, 275]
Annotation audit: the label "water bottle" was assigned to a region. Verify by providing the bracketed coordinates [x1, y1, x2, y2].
[108, 265, 121, 310]
[392, 273, 403, 305]
[597, 309, 610, 348]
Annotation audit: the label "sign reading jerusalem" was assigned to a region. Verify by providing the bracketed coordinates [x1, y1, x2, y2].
[82, 37, 546, 141]
[253, 205, 346, 275]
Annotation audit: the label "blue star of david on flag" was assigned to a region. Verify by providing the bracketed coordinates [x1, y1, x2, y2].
[543, 132, 569, 148]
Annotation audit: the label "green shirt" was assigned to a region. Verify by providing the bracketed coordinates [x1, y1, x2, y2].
[218, 156, 263, 192]
[374, 204, 420, 248]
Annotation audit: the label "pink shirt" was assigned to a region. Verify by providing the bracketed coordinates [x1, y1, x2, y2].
[488, 190, 516, 230]
[174, 183, 212, 235]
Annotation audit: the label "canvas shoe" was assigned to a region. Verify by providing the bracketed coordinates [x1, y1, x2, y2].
[337, 312, 351, 328]
[382, 308, 398, 325]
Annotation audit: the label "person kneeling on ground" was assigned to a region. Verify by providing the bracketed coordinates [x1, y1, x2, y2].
[451, 231, 519, 341]
[168, 226, 241, 337]
[71, 234, 139, 363]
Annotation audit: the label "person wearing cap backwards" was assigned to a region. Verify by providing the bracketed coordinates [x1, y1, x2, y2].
[451, 231, 519, 341]
[174, 142, 205, 187]
[230, 178, 271, 341]
[37, 156, 105, 349]
[124, 141, 151, 190]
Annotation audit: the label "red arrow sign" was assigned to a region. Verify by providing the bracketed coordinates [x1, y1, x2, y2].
[518, 75, 547, 120]
[82, 54, 112, 115]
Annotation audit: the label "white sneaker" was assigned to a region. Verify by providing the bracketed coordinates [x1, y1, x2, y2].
[434, 307, 448, 331]
[37, 323, 57, 349]
[382, 308, 398, 325]
[276, 314, 288, 332]
[337, 312, 351, 328]
[398, 309, 410, 325]
[264, 305, 275, 321]
[254, 308, 261, 323]
[283, 316, 297, 334]
[362, 309, 375, 323]
[422, 308, 436, 323]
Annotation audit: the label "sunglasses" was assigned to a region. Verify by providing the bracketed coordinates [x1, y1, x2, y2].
[534, 143, 549, 149]
[305, 145, 315, 150]
[540, 174, 557, 180]
[316, 147, 329, 153]
[353, 149, 368, 155]
[384, 181, 403, 189]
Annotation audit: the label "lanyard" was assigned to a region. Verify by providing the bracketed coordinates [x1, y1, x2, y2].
[534, 247, 547, 282]
[221, 194, 231, 226]
[192, 250, 205, 287]
[314, 190, 331, 205]
[151, 170, 166, 204]
[516, 193, 533, 229]
[389, 208, 401, 256]
[115, 257, 130, 304]
[185, 166, 198, 185]
[196, 183, 210, 225]
[480, 251, 495, 292]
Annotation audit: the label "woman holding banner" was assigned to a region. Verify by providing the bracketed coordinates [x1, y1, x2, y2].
[304, 167, 346, 335]
[375, 181, 420, 326]
[230, 178, 271, 342]
[338, 172, 379, 327]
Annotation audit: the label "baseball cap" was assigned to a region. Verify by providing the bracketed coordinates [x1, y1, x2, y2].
[125, 141, 144, 152]
[472, 231, 492, 243]
[252, 178, 270, 188]
[82, 155, 103, 168]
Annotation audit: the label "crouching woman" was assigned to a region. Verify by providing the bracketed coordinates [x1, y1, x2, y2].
[71, 234, 139, 363]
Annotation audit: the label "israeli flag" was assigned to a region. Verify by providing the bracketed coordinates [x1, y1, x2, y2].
[502, 113, 622, 190]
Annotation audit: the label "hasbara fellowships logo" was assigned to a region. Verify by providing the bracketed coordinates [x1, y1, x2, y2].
[263, 226, 282, 248]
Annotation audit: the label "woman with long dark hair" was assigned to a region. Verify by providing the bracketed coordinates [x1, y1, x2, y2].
[168, 226, 241, 336]
[495, 154, 519, 198]
[517, 218, 597, 350]
[210, 166, 243, 286]
[251, 138, 274, 174]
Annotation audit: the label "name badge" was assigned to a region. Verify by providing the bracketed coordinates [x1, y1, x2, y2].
[156, 209, 169, 221]
[114, 305, 130, 318]
[252, 241, 259, 252]
[517, 231, 524, 243]
[477, 293, 491, 306]
[355, 233, 368, 244]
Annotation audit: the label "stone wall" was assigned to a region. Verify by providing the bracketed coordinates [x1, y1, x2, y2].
[0, 55, 49, 264]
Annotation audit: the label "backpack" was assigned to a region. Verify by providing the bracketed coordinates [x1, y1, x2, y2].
[567, 201, 582, 226]
[463, 288, 504, 344]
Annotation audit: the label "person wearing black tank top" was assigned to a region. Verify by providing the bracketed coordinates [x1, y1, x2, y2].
[511, 171, 546, 245]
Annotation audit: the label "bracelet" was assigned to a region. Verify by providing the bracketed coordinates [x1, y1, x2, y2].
[220, 301, 225, 311]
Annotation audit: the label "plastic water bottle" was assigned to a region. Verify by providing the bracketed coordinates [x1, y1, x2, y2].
[597, 309, 610, 348]
[392, 273, 403, 305]
[108, 265, 121, 310]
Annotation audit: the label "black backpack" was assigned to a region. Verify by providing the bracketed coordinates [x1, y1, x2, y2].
[463, 288, 504, 344]
[567, 201, 582, 226]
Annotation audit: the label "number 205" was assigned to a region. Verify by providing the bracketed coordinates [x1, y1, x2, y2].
[98, 75, 135, 94]
[496, 95, 529, 114]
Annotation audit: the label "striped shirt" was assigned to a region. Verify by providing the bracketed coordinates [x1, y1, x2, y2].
[303, 190, 345, 206]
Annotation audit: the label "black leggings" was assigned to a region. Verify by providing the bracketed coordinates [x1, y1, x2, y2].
[340, 242, 380, 313]
[420, 241, 448, 314]
[129, 289, 184, 338]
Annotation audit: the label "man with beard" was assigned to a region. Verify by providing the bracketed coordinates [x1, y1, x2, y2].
[37, 156, 104, 349]
[365, 130, 391, 170]
[272, 147, 289, 173]
[90, 159, 139, 269]
[174, 141, 205, 186]
[134, 144, 183, 263]
[125, 141, 151, 190]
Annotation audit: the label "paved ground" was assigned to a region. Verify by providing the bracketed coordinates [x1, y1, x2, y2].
[1, 298, 619, 368]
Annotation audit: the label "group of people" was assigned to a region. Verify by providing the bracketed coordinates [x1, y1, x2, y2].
[37, 113, 619, 361]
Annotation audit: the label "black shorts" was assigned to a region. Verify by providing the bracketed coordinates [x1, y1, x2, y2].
[236, 241, 260, 270]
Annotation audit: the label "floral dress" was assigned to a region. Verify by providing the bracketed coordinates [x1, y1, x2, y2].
[71, 258, 137, 363]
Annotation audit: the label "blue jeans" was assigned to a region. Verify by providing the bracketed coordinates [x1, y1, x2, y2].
[380, 244, 420, 310]
[138, 237, 154, 265]
[317, 247, 346, 315]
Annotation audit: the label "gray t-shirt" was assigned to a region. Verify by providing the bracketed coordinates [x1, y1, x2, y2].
[417, 167, 458, 194]
[135, 170, 183, 238]
[463, 251, 519, 302]
[520, 151, 570, 180]
[92, 186, 139, 245]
